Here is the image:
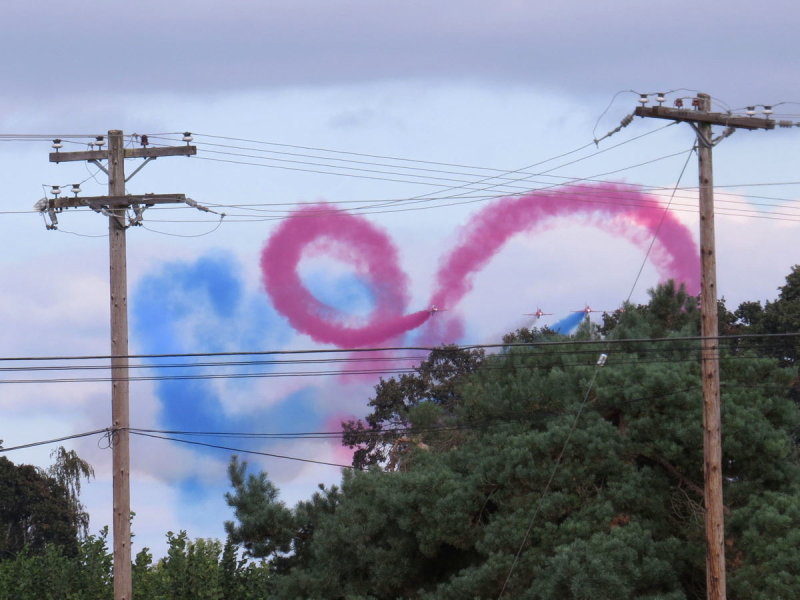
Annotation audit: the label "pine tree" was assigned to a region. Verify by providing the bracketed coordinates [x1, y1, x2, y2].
[225, 281, 800, 599]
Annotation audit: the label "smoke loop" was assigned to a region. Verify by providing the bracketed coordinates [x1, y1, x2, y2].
[262, 183, 700, 347]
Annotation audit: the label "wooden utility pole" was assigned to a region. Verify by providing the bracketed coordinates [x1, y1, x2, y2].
[635, 94, 774, 600]
[39, 131, 197, 600]
[108, 130, 132, 600]
[695, 93, 726, 600]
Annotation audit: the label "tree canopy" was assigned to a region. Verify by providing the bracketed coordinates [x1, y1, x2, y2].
[0, 446, 94, 559]
[341, 345, 485, 469]
[226, 278, 800, 598]
[0, 458, 75, 557]
[720, 264, 800, 367]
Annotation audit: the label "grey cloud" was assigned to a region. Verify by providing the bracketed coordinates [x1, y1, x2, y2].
[1, 0, 798, 107]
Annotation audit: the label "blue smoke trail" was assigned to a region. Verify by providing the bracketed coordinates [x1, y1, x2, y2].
[133, 253, 335, 498]
[550, 312, 586, 334]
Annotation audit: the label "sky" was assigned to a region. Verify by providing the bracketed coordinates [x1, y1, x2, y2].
[1, 1, 800, 557]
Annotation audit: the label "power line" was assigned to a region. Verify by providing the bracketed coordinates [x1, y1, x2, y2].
[128, 430, 357, 470]
[128, 423, 475, 441]
[0, 331, 795, 364]
[0, 427, 353, 470]
[9, 129, 799, 228]
[498, 355, 606, 598]
[626, 148, 696, 301]
[0, 347, 793, 385]
[0, 428, 110, 453]
[185, 124, 680, 203]
[156, 122, 678, 215]
[146, 178, 800, 224]
[0, 337, 791, 374]
[153, 132, 600, 176]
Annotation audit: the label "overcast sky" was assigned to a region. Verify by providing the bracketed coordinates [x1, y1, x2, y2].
[1, 1, 799, 557]
[3, 0, 799, 104]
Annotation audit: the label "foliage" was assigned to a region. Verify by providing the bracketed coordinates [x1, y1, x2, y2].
[0, 446, 271, 598]
[0, 456, 79, 558]
[341, 345, 485, 469]
[719, 264, 800, 366]
[224, 281, 800, 599]
[0, 445, 95, 560]
[598, 279, 700, 339]
[0, 527, 271, 600]
[132, 531, 272, 600]
[47, 447, 95, 539]
[225, 456, 341, 573]
[0, 528, 112, 600]
[224, 456, 295, 561]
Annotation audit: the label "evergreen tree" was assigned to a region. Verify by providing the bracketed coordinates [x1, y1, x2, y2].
[224, 281, 800, 599]
[341, 345, 485, 469]
[720, 265, 800, 366]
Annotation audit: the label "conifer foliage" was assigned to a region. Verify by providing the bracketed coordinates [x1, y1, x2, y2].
[224, 280, 800, 599]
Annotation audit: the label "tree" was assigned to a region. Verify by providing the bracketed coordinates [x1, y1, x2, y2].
[225, 281, 800, 599]
[0, 526, 272, 600]
[0, 446, 95, 559]
[341, 345, 485, 469]
[0, 456, 78, 557]
[47, 446, 95, 538]
[133, 531, 272, 600]
[224, 456, 295, 563]
[224, 456, 340, 575]
[718, 265, 800, 366]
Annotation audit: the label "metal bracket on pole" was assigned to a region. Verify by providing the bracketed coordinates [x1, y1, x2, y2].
[125, 156, 156, 182]
[90, 159, 109, 176]
[688, 122, 714, 149]
[712, 127, 736, 146]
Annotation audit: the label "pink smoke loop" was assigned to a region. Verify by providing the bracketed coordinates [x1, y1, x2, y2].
[261, 183, 700, 347]
[261, 206, 429, 347]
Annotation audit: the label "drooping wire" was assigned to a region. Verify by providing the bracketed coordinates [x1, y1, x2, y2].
[626, 147, 696, 302]
[0, 428, 110, 453]
[0, 331, 795, 363]
[497, 358, 605, 598]
[128, 430, 357, 470]
[141, 213, 225, 238]
[0, 345, 795, 384]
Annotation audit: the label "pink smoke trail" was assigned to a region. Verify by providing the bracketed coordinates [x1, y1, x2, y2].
[323, 412, 358, 466]
[261, 184, 699, 348]
[261, 205, 429, 347]
[429, 182, 700, 311]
